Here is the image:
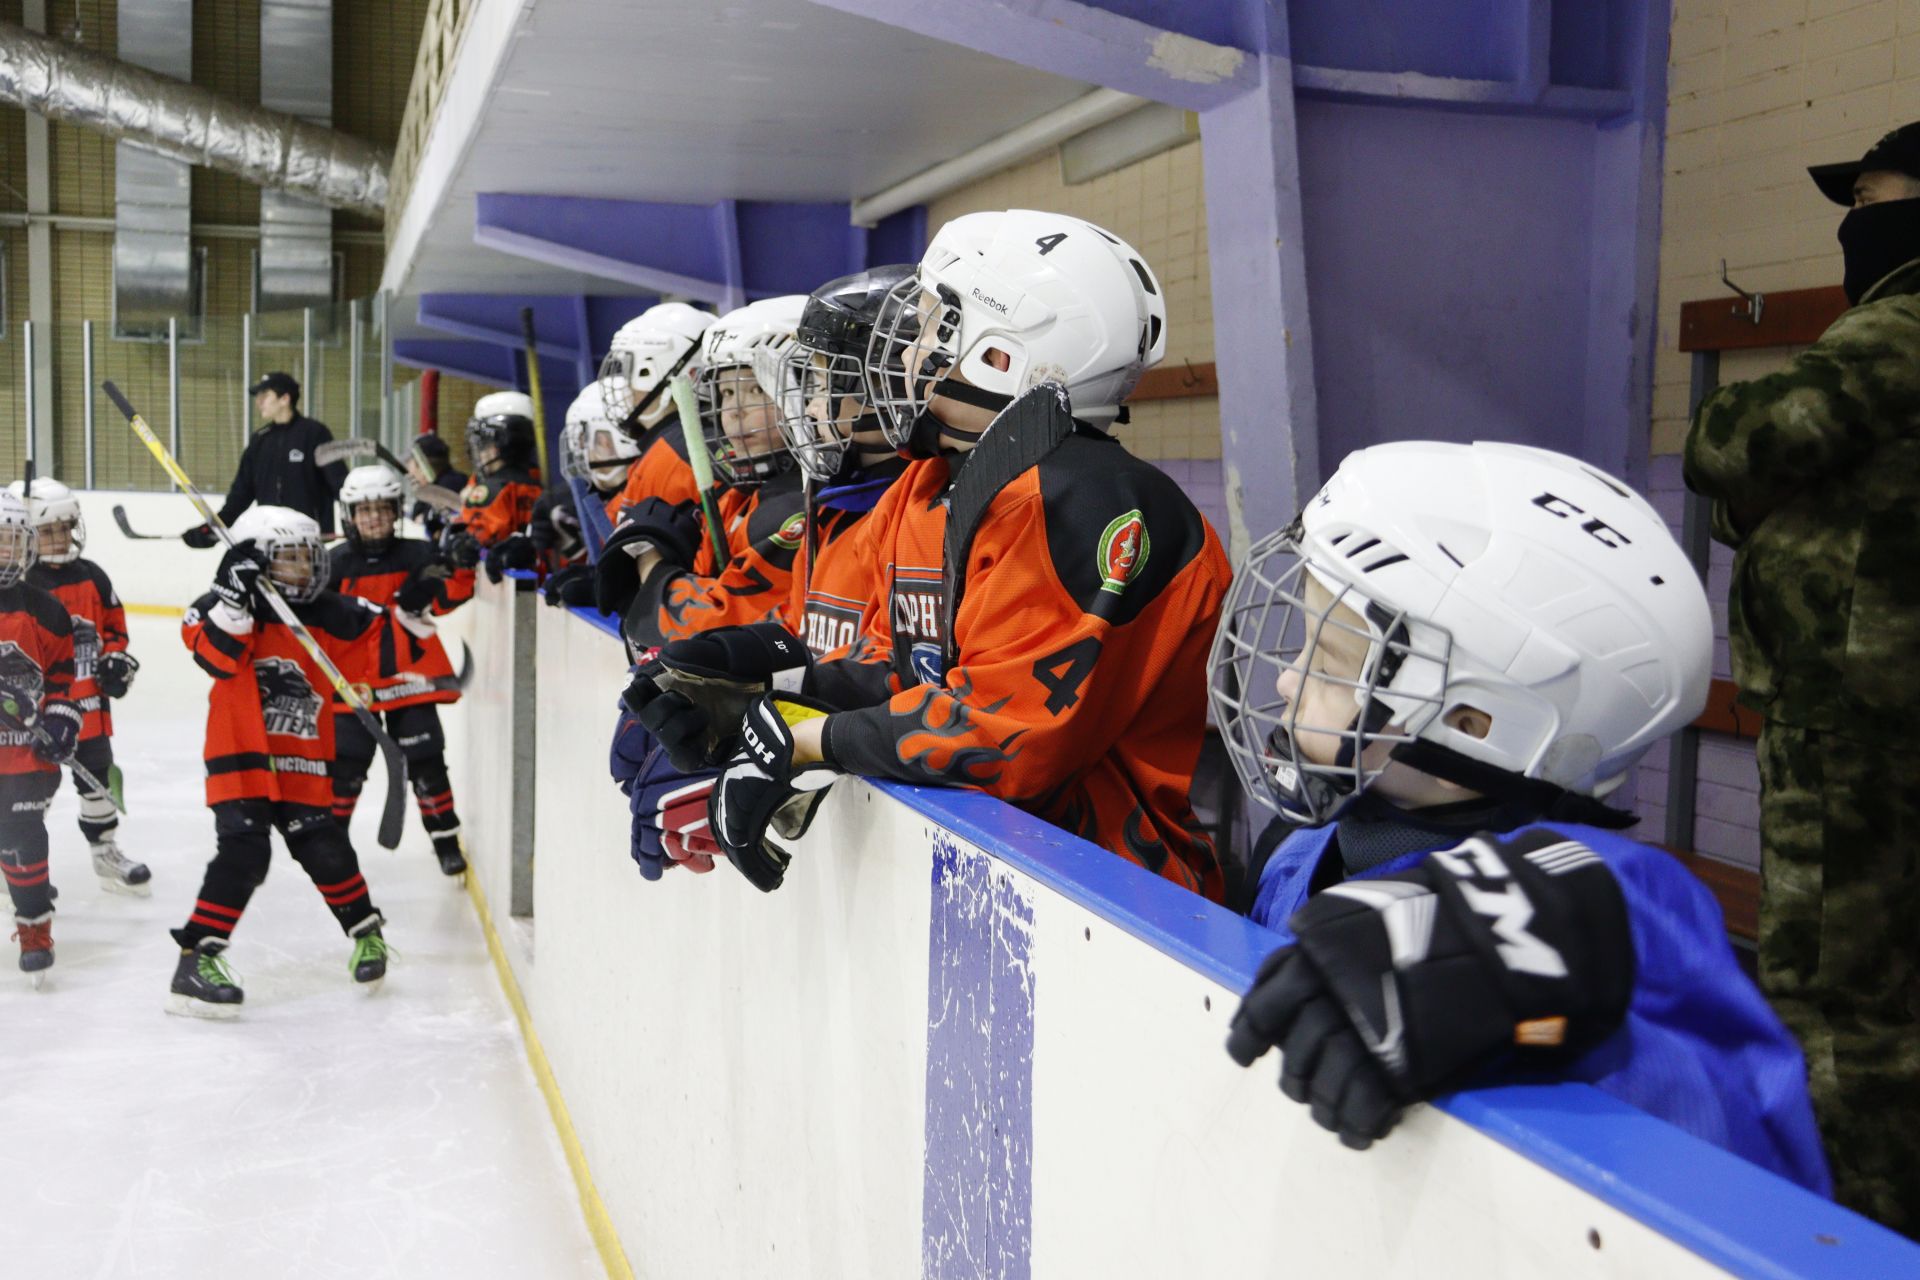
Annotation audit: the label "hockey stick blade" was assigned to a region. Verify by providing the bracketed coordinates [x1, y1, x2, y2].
[110, 504, 178, 541]
[314, 438, 380, 468]
[102, 380, 408, 848]
[318, 439, 462, 513]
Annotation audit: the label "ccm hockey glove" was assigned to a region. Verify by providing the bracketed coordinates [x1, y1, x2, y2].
[96, 651, 140, 699]
[1226, 828, 1635, 1149]
[708, 693, 839, 893]
[624, 623, 813, 772]
[211, 545, 266, 612]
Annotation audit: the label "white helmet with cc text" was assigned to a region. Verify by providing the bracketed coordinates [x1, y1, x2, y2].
[1208, 441, 1712, 826]
[227, 504, 330, 604]
[6, 477, 85, 566]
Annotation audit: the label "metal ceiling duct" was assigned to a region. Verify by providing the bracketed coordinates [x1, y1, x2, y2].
[257, 0, 336, 317]
[0, 18, 390, 215]
[113, 0, 193, 339]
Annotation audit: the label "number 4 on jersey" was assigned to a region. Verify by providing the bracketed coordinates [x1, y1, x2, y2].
[1032, 636, 1101, 714]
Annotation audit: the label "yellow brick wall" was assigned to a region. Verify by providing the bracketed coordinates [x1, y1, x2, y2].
[1654, 0, 1920, 454]
[925, 139, 1217, 463]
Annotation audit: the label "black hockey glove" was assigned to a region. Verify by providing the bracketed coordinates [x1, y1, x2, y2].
[541, 562, 598, 609]
[181, 522, 219, 549]
[96, 650, 141, 699]
[1226, 829, 1635, 1149]
[441, 527, 482, 571]
[393, 571, 441, 615]
[211, 545, 267, 613]
[528, 494, 578, 557]
[625, 623, 813, 772]
[30, 698, 82, 765]
[594, 499, 704, 617]
[483, 533, 538, 584]
[708, 693, 840, 893]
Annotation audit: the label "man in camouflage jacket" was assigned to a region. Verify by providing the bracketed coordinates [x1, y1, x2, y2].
[1685, 124, 1920, 1235]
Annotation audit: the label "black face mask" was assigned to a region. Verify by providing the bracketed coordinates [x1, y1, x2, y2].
[1838, 196, 1920, 303]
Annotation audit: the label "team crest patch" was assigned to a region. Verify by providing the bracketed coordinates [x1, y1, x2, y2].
[0, 641, 46, 713]
[465, 483, 490, 506]
[254, 657, 324, 739]
[770, 512, 807, 551]
[1097, 510, 1151, 595]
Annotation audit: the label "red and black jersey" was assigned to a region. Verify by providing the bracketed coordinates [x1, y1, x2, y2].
[454, 466, 542, 548]
[182, 590, 392, 809]
[327, 538, 472, 711]
[624, 471, 809, 648]
[612, 413, 701, 518]
[26, 557, 129, 740]
[815, 405, 1231, 902]
[0, 583, 76, 777]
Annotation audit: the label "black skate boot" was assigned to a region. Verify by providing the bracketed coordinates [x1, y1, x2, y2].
[167, 938, 244, 1019]
[432, 833, 468, 878]
[91, 837, 153, 897]
[349, 913, 390, 990]
[13, 913, 53, 988]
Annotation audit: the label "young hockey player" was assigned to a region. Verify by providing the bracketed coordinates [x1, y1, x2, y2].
[638, 212, 1230, 901]
[405, 433, 465, 535]
[328, 466, 474, 877]
[600, 302, 718, 516]
[0, 489, 79, 979]
[8, 478, 149, 894]
[597, 296, 812, 648]
[1210, 440, 1830, 1193]
[443, 391, 542, 580]
[169, 505, 397, 1017]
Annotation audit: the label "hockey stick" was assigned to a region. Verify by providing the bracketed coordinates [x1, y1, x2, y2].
[520, 308, 554, 487]
[109, 505, 187, 541]
[101, 382, 409, 850]
[0, 696, 125, 814]
[670, 373, 729, 567]
[312, 440, 463, 513]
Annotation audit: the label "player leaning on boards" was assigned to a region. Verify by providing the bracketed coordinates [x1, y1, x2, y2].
[0, 489, 81, 982]
[170, 506, 403, 1016]
[1211, 441, 1829, 1193]
[637, 210, 1230, 900]
[441, 391, 544, 582]
[328, 466, 475, 878]
[10, 478, 149, 895]
[1684, 124, 1920, 1236]
[600, 302, 721, 518]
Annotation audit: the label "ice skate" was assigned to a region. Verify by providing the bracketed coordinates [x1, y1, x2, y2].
[349, 914, 390, 991]
[13, 913, 52, 988]
[90, 837, 152, 897]
[166, 938, 243, 1019]
[432, 833, 468, 879]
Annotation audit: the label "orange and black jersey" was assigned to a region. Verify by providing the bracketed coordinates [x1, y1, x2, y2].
[0, 583, 75, 777]
[778, 462, 907, 662]
[183, 590, 392, 809]
[26, 557, 128, 740]
[815, 397, 1232, 902]
[327, 539, 471, 711]
[612, 412, 700, 518]
[455, 466, 543, 548]
[624, 471, 808, 648]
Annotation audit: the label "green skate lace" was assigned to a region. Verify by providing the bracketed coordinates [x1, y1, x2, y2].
[197, 950, 238, 989]
[352, 932, 391, 968]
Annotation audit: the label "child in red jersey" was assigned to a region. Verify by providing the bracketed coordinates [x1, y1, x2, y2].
[0, 489, 79, 980]
[11, 478, 150, 895]
[169, 505, 397, 1018]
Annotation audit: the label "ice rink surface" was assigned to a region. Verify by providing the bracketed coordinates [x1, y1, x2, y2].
[1, 614, 602, 1279]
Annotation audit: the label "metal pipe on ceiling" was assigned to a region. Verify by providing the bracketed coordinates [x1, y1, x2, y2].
[0, 19, 390, 214]
[849, 87, 1147, 227]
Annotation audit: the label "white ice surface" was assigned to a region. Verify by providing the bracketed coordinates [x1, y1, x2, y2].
[1, 614, 602, 1280]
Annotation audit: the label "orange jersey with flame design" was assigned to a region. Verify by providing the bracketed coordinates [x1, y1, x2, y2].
[27, 558, 128, 740]
[612, 415, 701, 518]
[816, 421, 1230, 902]
[327, 538, 472, 710]
[455, 467, 542, 547]
[624, 472, 809, 647]
[182, 591, 392, 809]
[0, 584, 75, 777]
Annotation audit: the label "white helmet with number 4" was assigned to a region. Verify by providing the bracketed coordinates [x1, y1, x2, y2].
[6, 477, 85, 566]
[228, 504, 330, 604]
[598, 302, 716, 430]
[0, 489, 35, 588]
[866, 208, 1168, 453]
[563, 380, 640, 492]
[1208, 441, 1711, 826]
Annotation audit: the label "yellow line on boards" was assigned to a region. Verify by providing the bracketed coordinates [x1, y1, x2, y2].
[124, 603, 186, 618]
[463, 869, 635, 1280]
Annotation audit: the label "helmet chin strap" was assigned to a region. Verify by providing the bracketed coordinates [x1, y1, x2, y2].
[1386, 737, 1637, 830]
[901, 378, 1015, 459]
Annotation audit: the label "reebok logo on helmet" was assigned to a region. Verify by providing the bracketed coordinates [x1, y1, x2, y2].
[970, 287, 1010, 316]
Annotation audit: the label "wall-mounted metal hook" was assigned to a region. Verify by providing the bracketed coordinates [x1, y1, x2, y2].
[1720, 259, 1765, 326]
[1180, 357, 1201, 389]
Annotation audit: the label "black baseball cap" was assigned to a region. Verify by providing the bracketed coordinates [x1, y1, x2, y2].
[1809, 122, 1920, 205]
[248, 371, 301, 399]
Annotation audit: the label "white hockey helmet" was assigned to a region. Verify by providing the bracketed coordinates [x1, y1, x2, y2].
[228, 504, 330, 604]
[0, 489, 36, 588]
[697, 295, 806, 486]
[338, 465, 405, 553]
[7, 477, 84, 565]
[865, 209, 1167, 454]
[1209, 441, 1711, 825]
[598, 302, 716, 430]
[563, 380, 640, 492]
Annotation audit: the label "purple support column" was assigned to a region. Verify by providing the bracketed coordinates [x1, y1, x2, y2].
[1199, 6, 1318, 554]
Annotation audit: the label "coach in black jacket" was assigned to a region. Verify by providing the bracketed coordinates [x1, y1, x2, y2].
[182, 372, 346, 545]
